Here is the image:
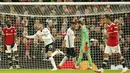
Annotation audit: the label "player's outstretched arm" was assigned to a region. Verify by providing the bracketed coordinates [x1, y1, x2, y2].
[24, 34, 37, 39]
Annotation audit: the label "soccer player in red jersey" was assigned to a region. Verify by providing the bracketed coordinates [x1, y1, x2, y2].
[2, 20, 20, 69]
[95, 15, 128, 73]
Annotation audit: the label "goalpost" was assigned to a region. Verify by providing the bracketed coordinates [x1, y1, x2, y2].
[0, 2, 130, 70]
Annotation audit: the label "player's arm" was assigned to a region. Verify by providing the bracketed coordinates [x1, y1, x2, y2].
[80, 30, 86, 50]
[23, 30, 39, 39]
[25, 34, 37, 39]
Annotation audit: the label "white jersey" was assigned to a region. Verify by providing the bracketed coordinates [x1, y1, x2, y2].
[26, 28, 53, 46]
[64, 28, 75, 48]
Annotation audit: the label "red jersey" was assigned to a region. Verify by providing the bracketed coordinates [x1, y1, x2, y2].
[3, 26, 16, 45]
[106, 23, 118, 46]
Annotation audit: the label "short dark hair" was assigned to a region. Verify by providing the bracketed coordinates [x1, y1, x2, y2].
[77, 21, 83, 25]
[105, 15, 112, 21]
[70, 22, 76, 26]
[71, 22, 76, 24]
[6, 20, 11, 24]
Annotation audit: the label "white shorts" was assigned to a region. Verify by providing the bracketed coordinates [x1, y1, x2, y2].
[5, 43, 17, 53]
[104, 44, 121, 55]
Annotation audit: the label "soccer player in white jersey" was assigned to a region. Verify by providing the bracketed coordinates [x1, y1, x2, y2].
[58, 22, 77, 69]
[24, 23, 57, 70]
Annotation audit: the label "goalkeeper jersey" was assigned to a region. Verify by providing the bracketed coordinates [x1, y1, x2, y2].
[80, 25, 90, 52]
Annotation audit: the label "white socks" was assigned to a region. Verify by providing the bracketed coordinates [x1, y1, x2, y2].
[49, 57, 57, 69]
[59, 56, 68, 66]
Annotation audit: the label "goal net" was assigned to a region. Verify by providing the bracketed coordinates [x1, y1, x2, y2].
[0, 2, 130, 70]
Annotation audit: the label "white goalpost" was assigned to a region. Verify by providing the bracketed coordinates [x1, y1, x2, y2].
[0, 2, 130, 70]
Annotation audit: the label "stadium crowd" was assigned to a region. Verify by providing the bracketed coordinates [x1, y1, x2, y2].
[0, 5, 130, 69]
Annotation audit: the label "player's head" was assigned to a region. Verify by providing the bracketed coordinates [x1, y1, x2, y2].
[114, 19, 119, 24]
[104, 15, 112, 24]
[6, 20, 12, 28]
[77, 21, 84, 29]
[70, 22, 76, 29]
[34, 23, 43, 30]
[47, 19, 53, 27]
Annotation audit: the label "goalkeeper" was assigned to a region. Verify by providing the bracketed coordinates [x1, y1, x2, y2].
[76, 21, 93, 69]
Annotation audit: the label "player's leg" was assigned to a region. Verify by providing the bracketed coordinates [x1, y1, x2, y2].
[102, 45, 111, 69]
[58, 56, 68, 68]
[13, 51, 20, 69]
[47, 51, 57, 70]
[76, 49, 83, 67]
[58, 48, 69, 68]
[118, 53, 128, 73]
[12, 43, 20, 69]
[95, 45, 111, 73]
[112, 45, 128, 73]
[51, 49, 65, 57]
[58, 48, 76, 69]
[5, 45, 13, 69]
[51, 41, 65, 57]
[45, 43, 57, 70]
[86, 50, 93, 69]
[70, 48, 77, 68]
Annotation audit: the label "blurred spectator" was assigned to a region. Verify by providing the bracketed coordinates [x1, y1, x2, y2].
[119, 16, 124, 26]
[85, 6, 91, 15]
[14, 16, 24, 31]
[59, 22, 67, 38]
[99, 44, 105, 52]
[99, 15, 105, 26]
[124, 14, 130, 35]
[22, 17, 28, 27]
[22, 28, 33, 59]
[14, 16, 24, 46]
[76, 9, 81, 15]
[63, 6, 69, 15]
[0, 27, 2, 61]
[93, 6, 98, 13]
[90, 27, 103, 43]
[51, 27, 62, 49]
[104, 5, 113, 13]
[0, 15, 6, 28]
[91, 17, 97, 26]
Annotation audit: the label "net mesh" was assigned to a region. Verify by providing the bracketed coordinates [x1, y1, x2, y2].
[0, 3, 130, 69]
[0, 4, 130, 17]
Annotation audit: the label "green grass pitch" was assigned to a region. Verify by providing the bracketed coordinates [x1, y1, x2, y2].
[0, 69, 129, 73]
